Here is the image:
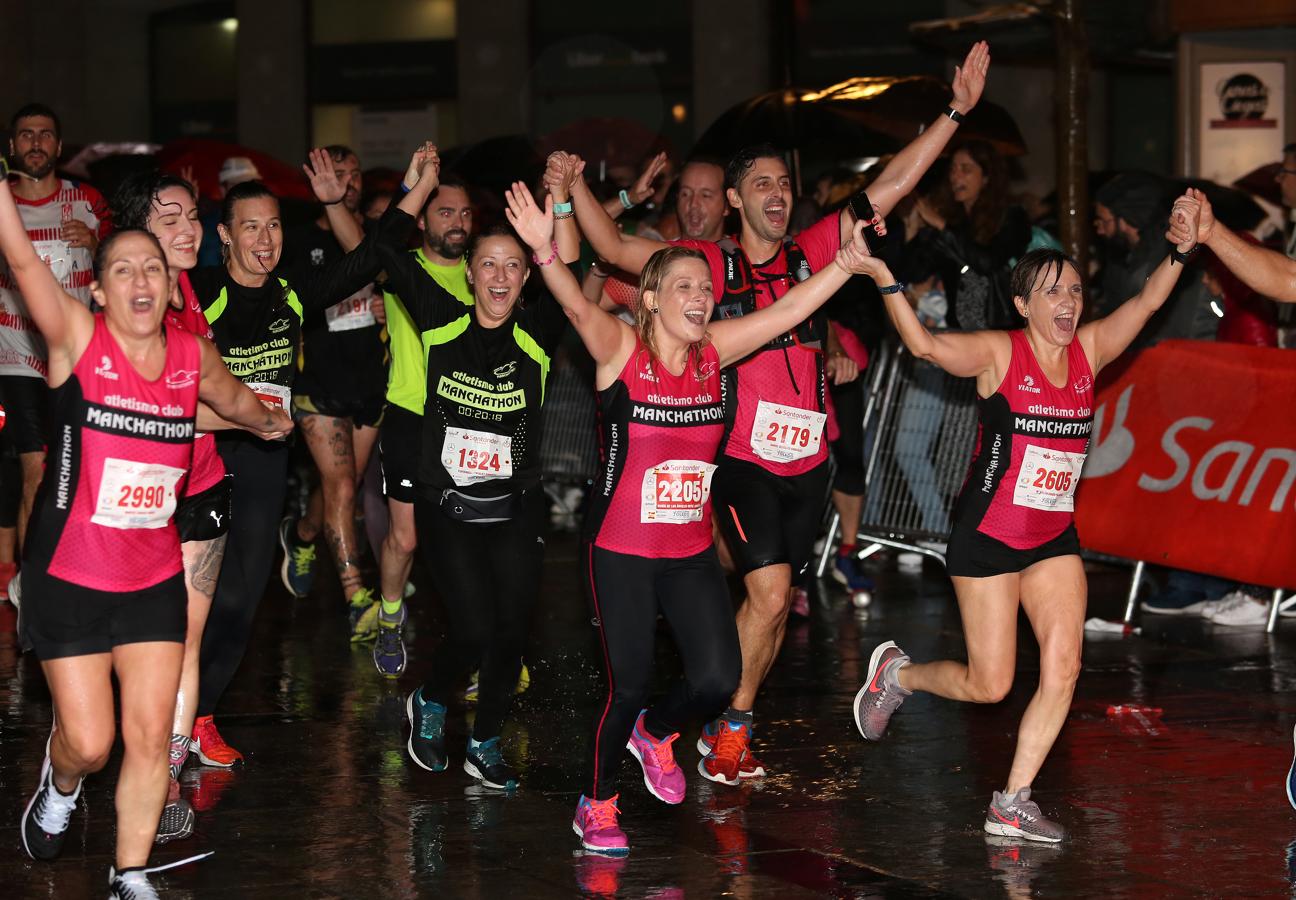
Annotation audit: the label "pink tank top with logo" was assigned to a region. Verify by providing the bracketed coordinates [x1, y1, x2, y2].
[32, 316, 201, 590]
[953, 329, 1094, 549]
[586, 339, 726, 558]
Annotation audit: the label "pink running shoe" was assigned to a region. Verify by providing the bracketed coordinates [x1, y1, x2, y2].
[573, 794, 630, 856]
[625, 710, 685, 804]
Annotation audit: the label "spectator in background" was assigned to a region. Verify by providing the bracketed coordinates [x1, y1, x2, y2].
[0, 102, 111, 593]
[914, 140, 1030, 330]
[1093, 172, 1214, 343]
[196, 156, 262, 267]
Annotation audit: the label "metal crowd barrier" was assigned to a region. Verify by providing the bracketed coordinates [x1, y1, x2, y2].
[539, 362, 599, 520]
[815, 339, 979, 578]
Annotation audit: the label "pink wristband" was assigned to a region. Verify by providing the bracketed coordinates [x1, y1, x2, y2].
[532, 240, 559, 267]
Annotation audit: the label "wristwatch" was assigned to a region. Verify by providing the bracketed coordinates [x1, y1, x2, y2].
[943, 106, 965, 124]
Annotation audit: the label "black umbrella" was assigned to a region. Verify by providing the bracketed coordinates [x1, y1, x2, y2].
[693, 75, 1026, 164]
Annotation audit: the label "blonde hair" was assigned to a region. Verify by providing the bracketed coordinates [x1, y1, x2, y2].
[635, 246, 712, 381]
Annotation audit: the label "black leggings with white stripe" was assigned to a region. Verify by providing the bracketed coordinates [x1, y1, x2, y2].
[585, 544, 740, 800]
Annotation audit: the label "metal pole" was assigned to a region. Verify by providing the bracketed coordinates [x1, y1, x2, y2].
[1053, 0, 1090, 274]
[1122, 559, 1144, 624]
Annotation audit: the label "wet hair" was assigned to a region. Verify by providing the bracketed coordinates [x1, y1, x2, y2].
[10, 103, 61, 140]
[111, 170, 197, 232]
[937, 139, 1010, 246]
[725, 143, 784, 191]
[92, 228, 167, 279]
[635, 246, 712, 380]
[465, 223, 525, 265]
[324, 144, 358, 164]
[220, 180, 278, 230]
[1010, 248, 1083, 304]
[422, 174, 471, 212]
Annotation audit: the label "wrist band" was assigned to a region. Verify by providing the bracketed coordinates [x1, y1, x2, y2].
[398, 181, 413, 194]
[552, 200, 573, 215]
[618, 189, 634, 210]
[1170, 244, 1199, 266]
[532, 240, 559, 267]
[554, 211, 574, 220]
[321, 198, 343, 206]
[878, 282, 905, 294]
[943, 106, 965, 124]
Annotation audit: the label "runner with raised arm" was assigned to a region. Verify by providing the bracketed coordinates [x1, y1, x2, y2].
[504, 181, 876, 853]
[0, 173, 289, 898]
[383, 147, 572, 791]
[562, 42, 992, 783]
[849, 206, 1197, 842]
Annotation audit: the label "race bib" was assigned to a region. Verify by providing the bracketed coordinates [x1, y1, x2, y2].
[442, 427, 513, 486]
[245, 381, 291, 412]
[1013, 444, 1086, 512]
[749, 401, 827, 463]
[93, 457, 186, 530]
[325, 288, 377, 332]
[33, 239, 72, 284]
[640, 459, 717, 524]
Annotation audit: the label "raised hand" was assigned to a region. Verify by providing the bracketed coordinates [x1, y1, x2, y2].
[950, 41, 991, 115]
[1168, 187, 1213, 246]
[179, 164, 200, 197]
[303, 147, 345, 205]
[629, 151, 669, 205]
[403, 142, 440, 191]
[837, 220, 895, 282]
[544, 151, 583, 201]
[504, 181, 554, 252]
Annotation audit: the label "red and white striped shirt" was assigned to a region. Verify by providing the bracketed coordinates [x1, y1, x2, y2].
[0, 180, 111, 378]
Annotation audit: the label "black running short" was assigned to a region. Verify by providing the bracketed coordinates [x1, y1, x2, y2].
[176, 474, 233, 543]
[380, 404, 422, 504]
[292, 393, 385, 429]
[19, 568, 186, 660]
[945, 521, 1081, 578]
[711, 457, 830, 578]
[0, 374, 49, 454]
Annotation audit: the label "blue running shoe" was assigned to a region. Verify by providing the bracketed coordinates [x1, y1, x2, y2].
[406, 689, 447, 772]
[833, 552, 874, 593]
[278, 516, 317, 598]
[465, 736, 517, 791]
[1287, 724, 1296, 810]
[373, 601, 408, 678]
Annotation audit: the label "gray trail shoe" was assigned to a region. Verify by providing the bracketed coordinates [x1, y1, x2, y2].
[853, 640, 912, 741]
[983, 787, 1067, 843]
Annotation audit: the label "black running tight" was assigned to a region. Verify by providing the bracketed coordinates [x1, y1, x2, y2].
[586, 544, 741, 800]
[198, 438, 289, 717]
[414, 490, 545, 739]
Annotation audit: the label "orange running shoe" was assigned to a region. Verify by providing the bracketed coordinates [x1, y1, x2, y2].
[191, 715, 243, 767]
[697, 720, 752, 785]
[697, 720, 766, 778]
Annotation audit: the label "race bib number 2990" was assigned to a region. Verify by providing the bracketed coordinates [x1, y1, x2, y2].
[93, 457, 186, 530]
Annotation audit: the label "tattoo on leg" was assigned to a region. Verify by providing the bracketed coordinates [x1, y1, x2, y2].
[324, 523, 363, 596]
[186, 536, 227, 599]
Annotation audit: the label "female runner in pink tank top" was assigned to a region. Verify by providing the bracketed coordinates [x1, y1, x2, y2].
[0, 174, 290, 896]
[848, 213, 1198, 843]
[505, 181, 879, 855]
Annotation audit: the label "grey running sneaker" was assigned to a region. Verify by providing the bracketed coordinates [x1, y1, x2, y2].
[983, 788, 1066, 843]
[373, 601, 408, 678]
[154, 780, 194, 845]
[853, 640, 912, 741]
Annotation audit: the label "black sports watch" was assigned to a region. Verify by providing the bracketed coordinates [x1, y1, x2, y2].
[943, 106, 965, 124]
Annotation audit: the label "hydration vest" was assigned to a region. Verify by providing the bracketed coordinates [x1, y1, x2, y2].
[712, 236, 826, 351]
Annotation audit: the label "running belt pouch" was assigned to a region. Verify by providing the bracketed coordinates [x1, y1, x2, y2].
[439, 488, 521, 524]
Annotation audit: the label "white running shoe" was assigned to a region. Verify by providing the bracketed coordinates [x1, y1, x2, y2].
[1205, 590, 1268, 627]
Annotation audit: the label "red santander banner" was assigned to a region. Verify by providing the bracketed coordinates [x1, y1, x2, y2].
[1076, 340, 1296, 588]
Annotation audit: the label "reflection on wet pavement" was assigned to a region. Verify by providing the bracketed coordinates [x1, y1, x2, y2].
[1, 538, 1293, 896]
